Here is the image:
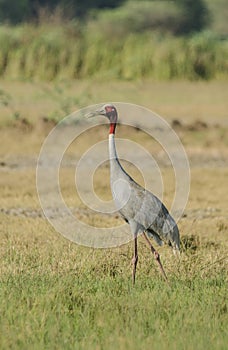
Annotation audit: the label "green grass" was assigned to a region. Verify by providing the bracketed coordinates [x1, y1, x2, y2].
[0, 24, 227, 81]
[205, 0, 228, 37]
[0, 239, 227, 350]
[0, 212, 227, 349]
[0, 79, 227, 349]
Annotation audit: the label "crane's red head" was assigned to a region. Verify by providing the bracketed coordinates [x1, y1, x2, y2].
[88, 104, 118, 134]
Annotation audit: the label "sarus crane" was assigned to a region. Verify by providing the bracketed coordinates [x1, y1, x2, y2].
[88, 104, 180, 284]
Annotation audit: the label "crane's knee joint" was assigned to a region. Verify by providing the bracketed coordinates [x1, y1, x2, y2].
[154, 251, 160, 261]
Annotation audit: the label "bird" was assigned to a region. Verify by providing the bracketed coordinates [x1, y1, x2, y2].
[88, 104, 180, 284]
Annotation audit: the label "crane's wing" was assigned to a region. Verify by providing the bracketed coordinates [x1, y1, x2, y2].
[118, 179, 180, 251]
[110, 159, 180, 251]
[134, 187, 180, 250]
[146, 229, 164, 246]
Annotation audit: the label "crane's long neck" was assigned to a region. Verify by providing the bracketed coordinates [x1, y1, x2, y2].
[109, 133, 118, 160]
[109, 123, 118, 161]
[109, 122, 116, 135]
[108, 116, 123, 171]
[109, 123, 124, 185]
[108, 119, 130, 187]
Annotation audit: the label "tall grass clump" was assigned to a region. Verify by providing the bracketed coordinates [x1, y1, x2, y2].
[0, 23, 227, 81]
[0, 24, 84, 80]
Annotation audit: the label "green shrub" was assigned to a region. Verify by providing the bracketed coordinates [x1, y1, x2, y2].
[0, 24, 227, 81]
[88, 0, 211, 37]
[88, 1, 183, 37]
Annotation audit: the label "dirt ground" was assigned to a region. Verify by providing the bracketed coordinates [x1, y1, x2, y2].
[0, 80, 227, 248]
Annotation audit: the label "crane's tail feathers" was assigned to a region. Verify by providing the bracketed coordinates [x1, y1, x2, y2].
[172, 243, 180, 256]
[169, 224, 180, 254]
[146, 230, 164, 246]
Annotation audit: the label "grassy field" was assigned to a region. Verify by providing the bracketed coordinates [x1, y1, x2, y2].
[0, 80, 228, 349]
[0, 24, 227, 81]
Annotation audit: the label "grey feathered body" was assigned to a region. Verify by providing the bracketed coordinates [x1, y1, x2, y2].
[109, 134, 180, 251]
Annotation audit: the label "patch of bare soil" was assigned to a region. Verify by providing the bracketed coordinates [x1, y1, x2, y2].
[0, 121, 227, 182]
[171, 119, 209, 131]
[0, 120, 227, 225]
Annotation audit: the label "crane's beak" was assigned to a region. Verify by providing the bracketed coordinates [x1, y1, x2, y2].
[86, 107, 106, 118]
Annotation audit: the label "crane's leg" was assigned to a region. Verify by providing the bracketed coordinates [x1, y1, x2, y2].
[143, 232, 168, 281]
[132, 234, 138, 285]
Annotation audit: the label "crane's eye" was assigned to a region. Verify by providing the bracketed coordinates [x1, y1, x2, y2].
[106, 106, 115, 113]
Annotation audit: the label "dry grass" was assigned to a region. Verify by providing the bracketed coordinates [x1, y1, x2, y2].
[0, 80, 227, 349]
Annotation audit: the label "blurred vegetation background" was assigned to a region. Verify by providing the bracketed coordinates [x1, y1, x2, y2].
[0, 0, 227, 80]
